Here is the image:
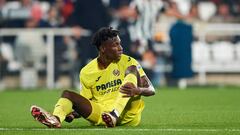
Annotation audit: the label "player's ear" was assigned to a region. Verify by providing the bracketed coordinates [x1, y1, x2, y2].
[99, 45, 105, 53]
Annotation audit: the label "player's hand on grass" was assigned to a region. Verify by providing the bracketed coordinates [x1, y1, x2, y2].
[120, 82, 141, 97]
[65, 111, 81, 123]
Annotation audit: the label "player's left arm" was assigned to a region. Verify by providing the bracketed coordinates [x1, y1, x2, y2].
[137, 74, 155, 96]
[120, 65, 155, 97]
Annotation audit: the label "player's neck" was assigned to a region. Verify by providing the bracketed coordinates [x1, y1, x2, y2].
[97, 56, 112, 70]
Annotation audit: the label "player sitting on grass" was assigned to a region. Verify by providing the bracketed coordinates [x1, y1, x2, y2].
[30, 27, 155, 128]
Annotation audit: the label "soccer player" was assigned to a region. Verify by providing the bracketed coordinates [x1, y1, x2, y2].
[30, 27, 155, 128]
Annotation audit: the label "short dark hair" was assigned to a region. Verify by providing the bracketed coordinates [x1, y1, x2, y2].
[91, 27, 120, 50]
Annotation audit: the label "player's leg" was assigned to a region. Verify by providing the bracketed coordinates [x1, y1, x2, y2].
[58, 90, 107, 125]
[31, 105, 61, 128]
[53, 90, 92, 122]
[31, 90, 93, 128]
[54, 90, 107, 125]
[113, 65, 140, 112]
[118, 97, 145, 126]
[65, 111, 81, 123]
[102, 65, 140, 127]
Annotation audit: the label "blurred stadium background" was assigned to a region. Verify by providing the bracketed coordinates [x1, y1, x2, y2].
[0, 0, 240, 89]
[1, 0, 240, 134]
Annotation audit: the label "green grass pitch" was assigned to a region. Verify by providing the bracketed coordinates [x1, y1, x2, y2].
[0, 87, 240, 135]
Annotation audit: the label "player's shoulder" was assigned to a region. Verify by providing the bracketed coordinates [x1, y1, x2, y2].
[119, 54, 137, 63]
[119, 54, 143, 71]
[80, 58, 98, 75]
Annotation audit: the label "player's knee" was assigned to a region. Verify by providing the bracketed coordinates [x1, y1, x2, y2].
[61, 90, 74, 99]
[126, 65, 140, 81]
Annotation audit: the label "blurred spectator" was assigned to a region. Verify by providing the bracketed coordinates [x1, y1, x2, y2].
[209, 2, 236, 23]
[17, 0, 43, 21]
[1, 0, 240, 89]
[133, 0, 163, 48]
[207, 2, 237, 43]
[43, 5, 67, 84]
[30, 1, 43, 22]
[0, 45, 8, 88]
[233, 2, 240, 17]
[0, 42, 20, 72]
[169, 19, 194, 89]
[141, 49, 157, 84]
[14, 18, 46, 88]
[44, 6, 63, 27]
[154, 1, 187, 43]
[109, 0, 164, 86]
[0, 0, 6, 27]
[153, 0, 188, 86]
[108, 0, 138, 56]
[0, 0, 5, 9]
[187, 3, 201, 23]
[65, 0, 111, 87]
[54, 0, 73, 22]
[0, 0, 44, 27]
[15, 18, 46, 68]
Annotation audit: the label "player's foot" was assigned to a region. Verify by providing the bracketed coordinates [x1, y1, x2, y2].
[101, 112, 118, 128]
[30, 105, 61, 128]
[65, 111, 81, 123]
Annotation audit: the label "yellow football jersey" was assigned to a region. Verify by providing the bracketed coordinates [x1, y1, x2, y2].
[79, 54, 145, 112]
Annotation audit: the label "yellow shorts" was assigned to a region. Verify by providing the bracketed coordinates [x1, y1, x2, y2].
[86, 97, 145, 126]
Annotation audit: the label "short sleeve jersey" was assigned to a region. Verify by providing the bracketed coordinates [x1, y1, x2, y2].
[79, 54, 145, 110]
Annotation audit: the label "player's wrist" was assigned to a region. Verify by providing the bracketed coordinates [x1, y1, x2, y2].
[137, 87, 142, 95]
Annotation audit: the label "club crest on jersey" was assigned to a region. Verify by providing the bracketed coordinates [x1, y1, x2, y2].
[113, 69, 120, 76]
[136, 64, 142, 71]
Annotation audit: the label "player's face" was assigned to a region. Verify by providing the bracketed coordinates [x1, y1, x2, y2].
[103, 36, 123, 62]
